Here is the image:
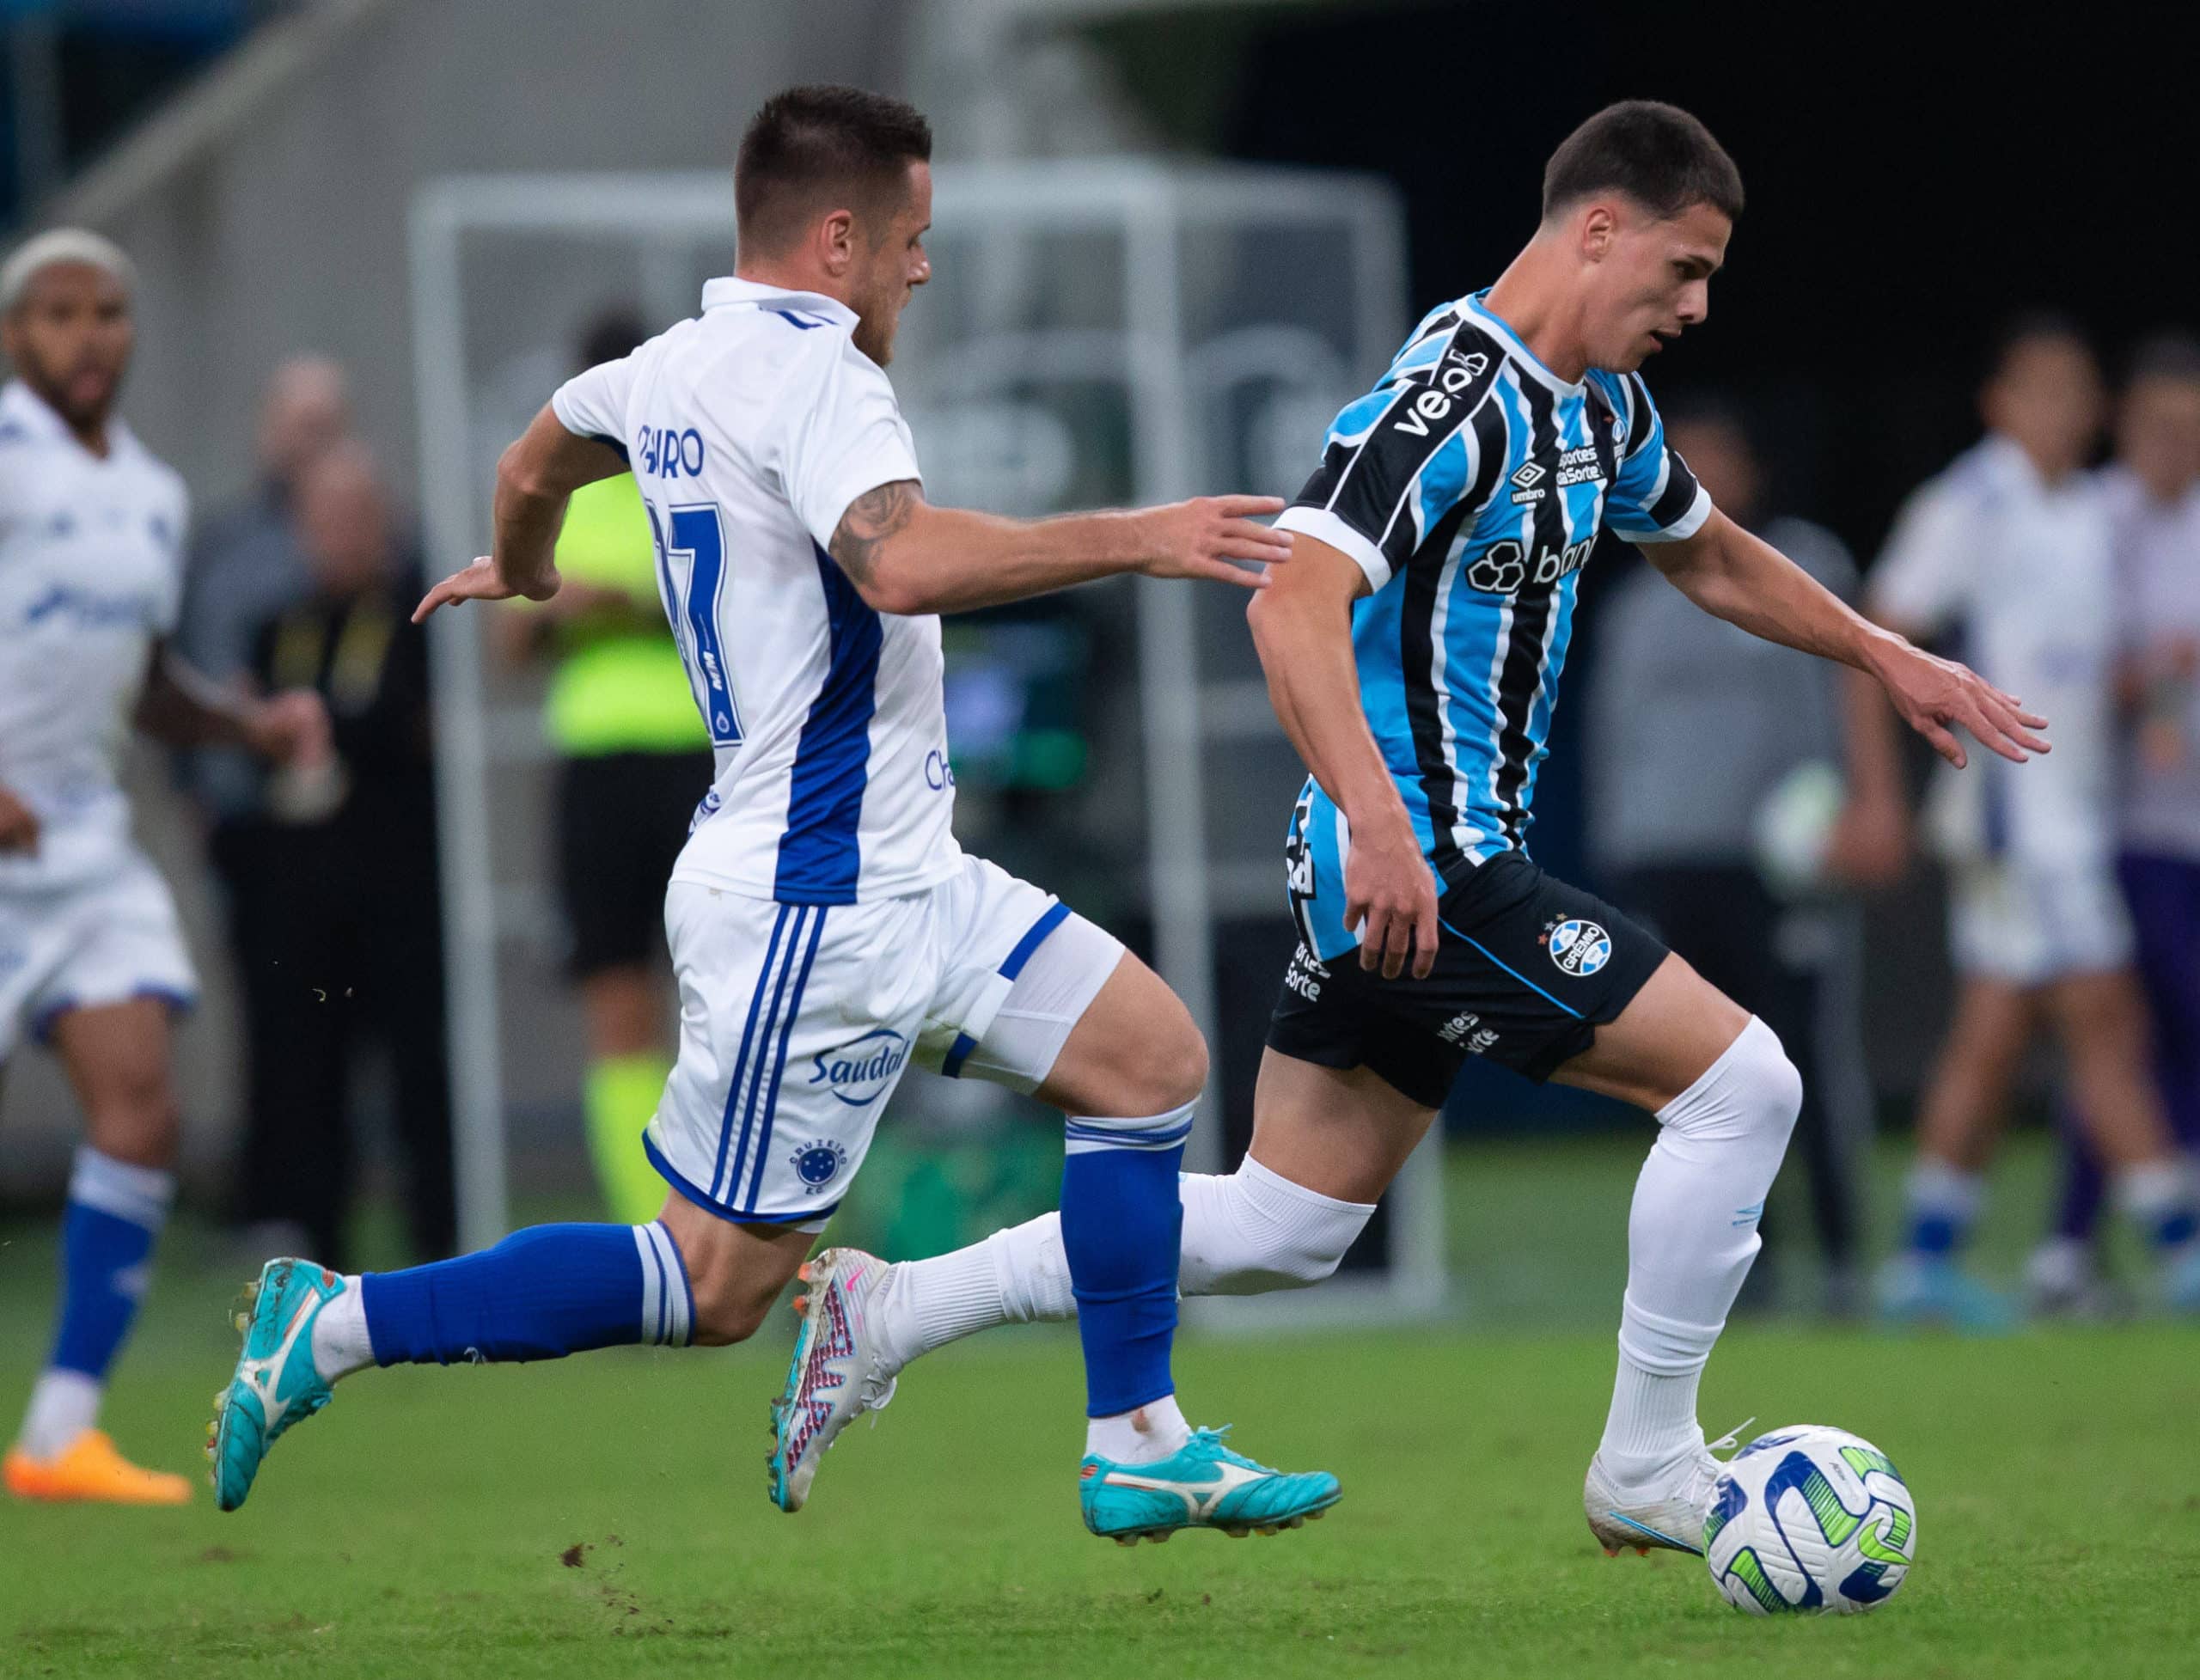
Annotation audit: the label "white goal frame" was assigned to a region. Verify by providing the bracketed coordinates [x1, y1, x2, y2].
[409, 160, 1446, 1323]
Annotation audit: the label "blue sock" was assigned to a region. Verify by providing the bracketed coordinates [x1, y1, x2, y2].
[1059, 1103, 1193, 1418]
[361, 1221, 694, 1365]
[1905, 1160, 1981, 1258]
[48, 1147, 173, 1380]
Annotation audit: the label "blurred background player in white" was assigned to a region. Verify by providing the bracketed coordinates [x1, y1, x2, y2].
[2029, 333, 2200, 1312]
[1871, 315, 2200, 1326]
[0, 229, 327, 1505]
[1588, 398, 1905, 1317]
[211, 87, 1339, 1544]
[497, 309, 714, 1226]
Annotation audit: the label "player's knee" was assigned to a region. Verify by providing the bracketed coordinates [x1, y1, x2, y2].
[1140, 1020, 1208, 1115]
[1178, 1162, 1373, 1297]
[83, 1082, 181, 1169]
[1661, 1017, 1800, 1146]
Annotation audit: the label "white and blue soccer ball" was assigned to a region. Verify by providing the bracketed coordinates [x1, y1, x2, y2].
[1703, 1425, 1917, 1616]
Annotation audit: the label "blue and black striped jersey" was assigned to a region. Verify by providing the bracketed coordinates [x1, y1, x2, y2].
[1274, 290, 1713, 961]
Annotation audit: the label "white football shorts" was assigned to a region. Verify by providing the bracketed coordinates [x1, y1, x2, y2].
[646, 853, 1125, 1229]
[1946, 856, 2135, 986]
[0, 848, 199, 1060]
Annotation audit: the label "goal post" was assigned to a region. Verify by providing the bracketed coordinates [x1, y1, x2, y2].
[408, 159, 1446, 1321]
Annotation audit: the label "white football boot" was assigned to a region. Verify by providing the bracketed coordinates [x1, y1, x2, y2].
[767, 1248, 903, 1512]
[1582, 1420, 1749, 1558]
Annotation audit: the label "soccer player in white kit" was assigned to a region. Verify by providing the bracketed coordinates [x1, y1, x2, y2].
[211, 86, 1340, 1544]
[0, 230, 328, 1506]
[1869, 316, 2200, 1325]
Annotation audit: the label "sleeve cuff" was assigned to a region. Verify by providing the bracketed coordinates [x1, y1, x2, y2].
[807, 458, 923, 553]
[1616, 483, 1714, 546]
[1273, 505, 1393, 590]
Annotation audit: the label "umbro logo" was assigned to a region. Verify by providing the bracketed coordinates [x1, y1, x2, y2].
[1511, 461, 1547, 489]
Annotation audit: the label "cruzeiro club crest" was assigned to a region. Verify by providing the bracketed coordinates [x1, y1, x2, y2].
[1544, 917, 1611, 978]
[789, 1139, 850, 1194]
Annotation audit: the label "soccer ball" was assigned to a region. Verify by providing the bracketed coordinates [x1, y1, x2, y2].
[1702, 1425, 1917, 1615]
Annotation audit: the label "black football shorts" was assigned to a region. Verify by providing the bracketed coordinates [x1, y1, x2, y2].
[1265, 849, 1669, 1107]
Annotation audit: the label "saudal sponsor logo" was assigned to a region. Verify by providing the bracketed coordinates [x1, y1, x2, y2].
[810, 1029, 909, 1106]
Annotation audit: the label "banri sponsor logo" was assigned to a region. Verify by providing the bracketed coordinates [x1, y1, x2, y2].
[810, 1029, 909, 1107]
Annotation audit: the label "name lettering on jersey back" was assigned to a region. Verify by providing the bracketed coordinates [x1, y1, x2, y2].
[1391, 350, 1491, 439]
[636, 425, 706, 480]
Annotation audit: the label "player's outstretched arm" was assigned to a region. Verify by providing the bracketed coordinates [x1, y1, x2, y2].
[133, 642, 331, 765]
[824, 480, 1292, 617]
[414, 404, 629, 622]
[1245, 534, 1438, 981]
[1646, 508, 2050, 769]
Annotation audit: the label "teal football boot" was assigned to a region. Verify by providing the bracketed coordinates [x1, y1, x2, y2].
[1080, 1426, 1341, 1544]
[208, 1258, 346, 1512]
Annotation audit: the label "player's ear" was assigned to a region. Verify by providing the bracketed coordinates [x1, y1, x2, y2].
[817, 208, 859, 279]
[1579, 203, 1618, 262]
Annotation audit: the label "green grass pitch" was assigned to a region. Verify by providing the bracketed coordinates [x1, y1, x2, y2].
[4, 1141, 2197, 1677]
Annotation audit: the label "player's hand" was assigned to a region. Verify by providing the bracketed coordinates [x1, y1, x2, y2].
[0, 784, 40, 855]
[1343, 815, 1439, 981]
[245, 690, 333, 767]
[1134, 496, 1294, 590]
[1867, 635, 2049, 769]
[414, 556, 560, 622]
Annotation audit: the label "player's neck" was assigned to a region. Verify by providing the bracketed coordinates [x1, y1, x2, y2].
[21, 379, 112, 457]
[734, 257, 853, 314]
[1483, 244, 1592, 386]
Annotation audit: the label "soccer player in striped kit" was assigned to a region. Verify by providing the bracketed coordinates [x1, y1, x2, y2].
[793, 101, 2052, 1561]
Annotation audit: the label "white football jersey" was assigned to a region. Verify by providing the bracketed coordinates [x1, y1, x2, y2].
[1872, 434, 2115, 868]
[551, 278, 959, 905]
[0, 380, 190, 892]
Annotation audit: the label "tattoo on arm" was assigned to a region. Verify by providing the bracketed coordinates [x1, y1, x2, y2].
[828, 480, 920, 582]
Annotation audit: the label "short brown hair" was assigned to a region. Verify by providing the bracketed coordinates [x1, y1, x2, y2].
[1542, 101, 1743, 223]
[735, 85, 932, 255]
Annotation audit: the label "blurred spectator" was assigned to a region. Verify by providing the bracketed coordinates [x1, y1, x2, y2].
[175, 357, 352, 1251]
[235, 441, 453, 1269]
[1869, 315, 2200, 1325]
[175, 354, 351, 816]
[496, 309, 712, 1225]
[1586, 399, 1899, 1315]
[2033, 333, 2200, 1308]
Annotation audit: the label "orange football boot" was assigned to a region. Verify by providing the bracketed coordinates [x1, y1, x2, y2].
[4, 1429, 192, 1505]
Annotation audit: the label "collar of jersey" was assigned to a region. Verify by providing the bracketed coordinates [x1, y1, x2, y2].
[699, 276, 856, 327]
[0, 378, 137, 460]
[1461, 291, 1586, 400]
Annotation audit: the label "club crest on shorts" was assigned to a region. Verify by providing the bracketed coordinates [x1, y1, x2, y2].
[1542, 917, 1611, 978]
[810, 1027, 909, 1107]
[789, 1139, 849, 1194]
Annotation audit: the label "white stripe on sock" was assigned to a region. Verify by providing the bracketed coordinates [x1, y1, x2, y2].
[634, 1225, 666, 1345]
[66, 1146, 174, 1230]
[642, 1222, 689, 1347]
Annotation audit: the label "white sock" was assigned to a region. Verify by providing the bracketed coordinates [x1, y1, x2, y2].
[871, 1158, 1375, 1365]
[1602, 1017, 1800, 1486]
[309, 1278, 376, 1383]
[2113, 1159, 2198, 1253]
[18, 1369, 101, 1460]
[1085, 1391, 1191, 1464]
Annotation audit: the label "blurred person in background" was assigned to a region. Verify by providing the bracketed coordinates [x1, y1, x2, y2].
[2028, 333, 2200, 1312]
[173, 356, 352, 1252]
[1587, 399, 1906, 1317]
[237, 440, 453, 1272]
[498, 309, 713, 1225]
[1870, 315, 2200, 1326]
[0, 230, 327, 1504]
